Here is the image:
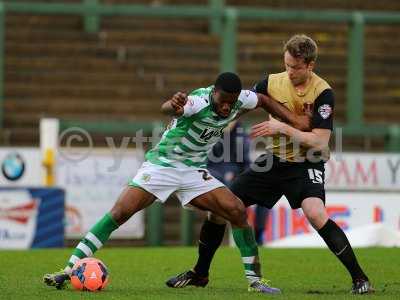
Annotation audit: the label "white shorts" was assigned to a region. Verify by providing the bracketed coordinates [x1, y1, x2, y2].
[129, 161, 225, 207]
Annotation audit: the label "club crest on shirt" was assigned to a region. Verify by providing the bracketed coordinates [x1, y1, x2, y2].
[141, 173, 151, 182]
[318, 104, 332, 119]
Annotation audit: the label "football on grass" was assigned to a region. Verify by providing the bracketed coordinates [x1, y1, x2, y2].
[71, 258, 109, 291]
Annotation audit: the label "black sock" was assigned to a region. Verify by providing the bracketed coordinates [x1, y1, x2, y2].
[318, 219, 368, 282]
[193, 219, 226, 277]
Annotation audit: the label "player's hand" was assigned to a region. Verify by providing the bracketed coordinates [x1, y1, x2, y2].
[295, 114, 312, 131]
[250, 116, 285, 138]
[303, 103, 313, 117]
[170, 92, 188, 113]
[293, 102, 312, 131]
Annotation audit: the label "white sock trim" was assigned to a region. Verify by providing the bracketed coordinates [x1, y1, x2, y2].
[77, 242, 93, 257]
[68, 255, 81, 268]
[86, 232, 103, 249]
[242, 256, 256, 264]
[245, 270, 257, 276]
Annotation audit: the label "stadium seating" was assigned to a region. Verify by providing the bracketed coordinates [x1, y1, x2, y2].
[4, 13, 219, 145]
[3, 0, 400, 150]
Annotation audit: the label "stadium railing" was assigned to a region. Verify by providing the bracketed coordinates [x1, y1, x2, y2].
[1, 1, 400, 245]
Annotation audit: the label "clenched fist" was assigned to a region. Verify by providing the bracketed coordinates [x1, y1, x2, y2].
[171, 92, 188, 113]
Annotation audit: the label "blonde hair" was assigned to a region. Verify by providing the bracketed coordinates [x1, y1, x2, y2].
[284, 34, 318, 64]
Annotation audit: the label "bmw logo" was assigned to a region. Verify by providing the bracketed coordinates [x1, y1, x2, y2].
[1, 152, 25, 181]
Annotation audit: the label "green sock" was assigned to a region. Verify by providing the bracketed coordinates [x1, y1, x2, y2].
[232, 226, 262, 283]
[65, 213, 119, 273]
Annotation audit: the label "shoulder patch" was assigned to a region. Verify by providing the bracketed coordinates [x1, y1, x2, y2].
[318, 104, 332, 119]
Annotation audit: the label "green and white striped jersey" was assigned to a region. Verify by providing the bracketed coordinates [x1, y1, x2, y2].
[145, 86, 258, 168]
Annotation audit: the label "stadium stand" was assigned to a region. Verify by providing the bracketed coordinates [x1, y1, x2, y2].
[4, 14, 219, 145]
[3, 0, 399, 150]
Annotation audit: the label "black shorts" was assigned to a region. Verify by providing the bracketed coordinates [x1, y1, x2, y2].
[230, 153, 326, 209]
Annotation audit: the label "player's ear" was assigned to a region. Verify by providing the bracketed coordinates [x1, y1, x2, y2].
[307, 61, 315, 71]
[212, 88, 219, 102]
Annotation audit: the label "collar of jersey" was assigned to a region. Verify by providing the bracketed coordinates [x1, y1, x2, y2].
[208, 91, 220, 119]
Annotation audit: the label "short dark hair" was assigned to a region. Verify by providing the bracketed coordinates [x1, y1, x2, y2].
[214, 72, 242, 93]
[284, 34, 318, 64]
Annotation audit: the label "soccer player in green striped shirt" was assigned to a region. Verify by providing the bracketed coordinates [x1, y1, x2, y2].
[43, 72, 308, 294]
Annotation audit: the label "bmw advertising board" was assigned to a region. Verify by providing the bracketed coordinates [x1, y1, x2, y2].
[0, 149, 42, 186]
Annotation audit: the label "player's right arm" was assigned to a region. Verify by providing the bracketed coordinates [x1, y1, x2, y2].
[161, 92, 187, 117]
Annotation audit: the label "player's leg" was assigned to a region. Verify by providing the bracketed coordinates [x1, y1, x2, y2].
[167, 169, 254, 286]
[44, 161, 177, 289]
[43, 186, 156, 289]
[173, 156, 281, 286]
[167, 157, 281, 291]
[65, 187, 156, 272]
[255, 206, 269, 244]
[301, 197, 373, 294]
[165, 212, 226, 288]
[292, 162, 373, 294]
[188, 187, 280, 293]
[167, 180, 280, 293]
[166, 211, 226, 288]
[193, 212, 227, 278]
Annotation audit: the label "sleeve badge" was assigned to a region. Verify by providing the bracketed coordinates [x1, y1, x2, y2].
[318, 104, 332, 119]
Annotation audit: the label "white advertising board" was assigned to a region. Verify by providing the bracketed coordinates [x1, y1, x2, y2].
[251, 152, 400, 191]
[326, 153, 400, 191]
[246, 192, 400, 247]
[57, 149, 145, 239]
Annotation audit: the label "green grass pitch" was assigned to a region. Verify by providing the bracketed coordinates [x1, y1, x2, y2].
[1, 247, 399, 300]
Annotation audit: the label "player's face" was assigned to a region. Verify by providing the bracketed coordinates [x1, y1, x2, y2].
[212, 89, 239, 118]
[284, 51, 314, 87]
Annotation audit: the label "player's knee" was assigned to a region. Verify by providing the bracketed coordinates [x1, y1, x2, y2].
[109, 208, 123, 225]
[110, 204, 130, 225]
[304, 207, 327, 229]
[302, 197, 328, 229]
[227, 201, 247, 227]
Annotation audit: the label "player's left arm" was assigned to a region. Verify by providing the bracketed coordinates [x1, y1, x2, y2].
[255, 93, 312, 131]
[238, 80, 311, 131]
[251, 89, 334, 151]
[238, 93, 311, 131]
